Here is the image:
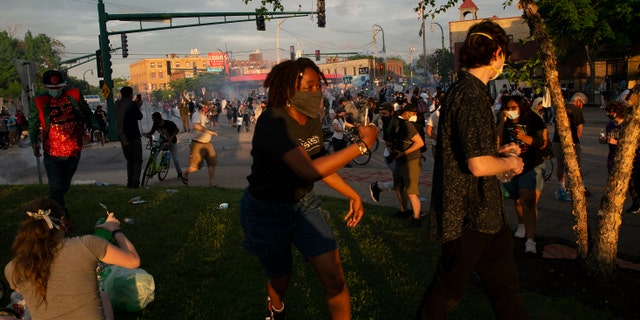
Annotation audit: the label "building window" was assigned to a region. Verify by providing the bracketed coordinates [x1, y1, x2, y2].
[150, 62, 155, 68]
[175, 62, 180, 68]
[158, 62, 163, 68]
[186, 62, 190, 67]
[159, 72, 164, 79]
[202, 61, 207, 67]
[152, 84, 157, 90]
[151, 72, 156, 79]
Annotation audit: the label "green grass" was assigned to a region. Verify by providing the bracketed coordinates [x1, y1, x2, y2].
[0, 185, 620, 319]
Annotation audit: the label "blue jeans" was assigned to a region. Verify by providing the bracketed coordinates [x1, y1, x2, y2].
[43, 154, 80, 215]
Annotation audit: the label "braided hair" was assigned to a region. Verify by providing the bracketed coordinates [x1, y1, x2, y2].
[263, 57, 327, 109]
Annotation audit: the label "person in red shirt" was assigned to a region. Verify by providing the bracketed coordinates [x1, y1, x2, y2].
[29, 70, 97, 217]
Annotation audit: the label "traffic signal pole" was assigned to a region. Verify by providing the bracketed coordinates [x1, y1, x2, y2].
[96, 0, 326, 141]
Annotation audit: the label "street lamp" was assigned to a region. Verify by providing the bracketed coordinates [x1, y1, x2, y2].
[83, 69, 93, 82]
[372, 24, 386, 95]
[430, 22, 445, 79]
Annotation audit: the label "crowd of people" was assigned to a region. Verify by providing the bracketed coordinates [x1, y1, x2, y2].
[4, 18, 639, 320]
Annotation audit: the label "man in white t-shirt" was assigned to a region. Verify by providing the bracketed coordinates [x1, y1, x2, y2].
[181, 104, 219, 186]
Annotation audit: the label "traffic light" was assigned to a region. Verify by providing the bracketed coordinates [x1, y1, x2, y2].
[96, 50, 103, 77]
[166, 61, 171, 75]
[121, 33, 128, 58]
[315, 50, 320, 61]
[290, 45, 295, 61]
[317, 0, 326, 28]
[256, 15, 266, 31]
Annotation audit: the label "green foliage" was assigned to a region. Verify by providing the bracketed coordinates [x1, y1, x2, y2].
[0, 184, 623, 319]
[0, 29, 66, 100]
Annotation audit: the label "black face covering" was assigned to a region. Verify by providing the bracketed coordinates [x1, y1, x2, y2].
[380, 115, 392, 128]
[289, 91, 323, 118]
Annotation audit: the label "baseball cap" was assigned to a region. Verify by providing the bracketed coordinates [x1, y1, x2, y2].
[43, 70, 66, 89]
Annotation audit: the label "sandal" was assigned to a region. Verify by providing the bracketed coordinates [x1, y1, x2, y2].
[181, 177, 189, 185]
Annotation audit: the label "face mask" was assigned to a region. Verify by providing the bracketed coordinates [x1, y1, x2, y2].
[487, 54, 506, 81]
[380, 115, 392, 127]
[506, 110, 519, 120]
[408, 115, 418, 122]
[48, 89, 63, 98]
[289, 90, 323, 118]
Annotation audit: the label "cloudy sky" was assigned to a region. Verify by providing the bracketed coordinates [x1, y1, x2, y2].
[5, 0, 522, 85]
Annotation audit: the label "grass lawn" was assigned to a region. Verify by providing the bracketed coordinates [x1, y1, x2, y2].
[0, 185, 620, 319]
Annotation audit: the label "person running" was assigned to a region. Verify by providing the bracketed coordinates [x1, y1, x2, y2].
[239, 58, 377, 320]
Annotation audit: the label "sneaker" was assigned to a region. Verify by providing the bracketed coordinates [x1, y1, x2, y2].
[393, 210, 412, 218]
[266, 298, 286, 320]
[514, 224, 525, 238]
[626, 202, 640, 214]
[369, 182, 381, 203]
[408, 217, 422, 227]
[525, 238, 537, 254]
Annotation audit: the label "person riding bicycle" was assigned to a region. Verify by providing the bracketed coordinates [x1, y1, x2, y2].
[144, 112, 183, 180]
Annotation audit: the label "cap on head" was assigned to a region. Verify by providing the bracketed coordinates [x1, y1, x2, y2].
[43, 70, 66, 89]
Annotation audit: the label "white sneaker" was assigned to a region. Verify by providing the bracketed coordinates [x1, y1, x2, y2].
[514, 224, 525, 238]
[525, 238, 537, 254]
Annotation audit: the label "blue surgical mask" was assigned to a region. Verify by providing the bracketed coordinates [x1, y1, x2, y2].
[48, 89, 63, 98]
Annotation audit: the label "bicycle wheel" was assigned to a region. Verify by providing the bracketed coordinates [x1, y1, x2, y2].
[157, 152, 171, 181]
[142, 157, 155, 186]
[324, 139, 334, 154]
[371, 138, 380, 152]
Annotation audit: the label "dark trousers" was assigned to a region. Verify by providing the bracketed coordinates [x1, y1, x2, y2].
[332, 137, 347, 152]
[43, 154, 80, 216]
[121, 138, 143, 188]
[629, 156, 640, 204]
[415, 226, 528, 320]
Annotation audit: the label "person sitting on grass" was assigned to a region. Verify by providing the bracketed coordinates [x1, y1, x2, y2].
[4, 198, 140, 320]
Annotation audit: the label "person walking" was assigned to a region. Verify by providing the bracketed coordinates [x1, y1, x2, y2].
[178, 91, 191, 132]
[552, 92, 589, 196]
[497, 95, 549, 254]
[239, 58, 378, 320]
[29, 70, 98, 216]
[144, 112, 183, 180]
[415, 20, 528, 319]
[115, 86, 144, 189]
[181, 103, 218, 186]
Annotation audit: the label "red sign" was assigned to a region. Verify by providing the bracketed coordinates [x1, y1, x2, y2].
[207, 52, 228, 73]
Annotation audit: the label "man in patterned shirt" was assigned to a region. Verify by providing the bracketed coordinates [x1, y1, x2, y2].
[30, 70, 97, 217]
[415, 20, 528, 319]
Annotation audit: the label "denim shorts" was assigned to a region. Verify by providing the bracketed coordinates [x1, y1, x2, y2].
[239, 188, 338, 278]
[502, 163, 545, 199]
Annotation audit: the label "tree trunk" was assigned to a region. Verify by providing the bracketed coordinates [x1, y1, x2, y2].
[586, 86, 640, 282]
[519, 0, 589, 258]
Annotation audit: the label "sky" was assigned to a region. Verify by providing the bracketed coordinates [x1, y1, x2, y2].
[3, 0, 522, 86]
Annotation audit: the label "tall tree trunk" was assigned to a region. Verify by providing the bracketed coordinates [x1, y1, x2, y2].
[519, 0, 589, 258]
[586, 87, 640, 282]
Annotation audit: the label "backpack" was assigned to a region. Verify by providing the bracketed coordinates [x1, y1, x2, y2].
[417, 98, 429, 114]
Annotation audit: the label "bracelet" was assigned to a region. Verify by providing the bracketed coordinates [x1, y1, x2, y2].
[112, 229, 123, 237]
[355, 139, 368, 155]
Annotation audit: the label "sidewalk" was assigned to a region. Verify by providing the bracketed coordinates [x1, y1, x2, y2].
[1, 106, 639, 258]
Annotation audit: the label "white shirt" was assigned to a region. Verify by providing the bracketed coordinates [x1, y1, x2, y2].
[191, 111, 211, 143]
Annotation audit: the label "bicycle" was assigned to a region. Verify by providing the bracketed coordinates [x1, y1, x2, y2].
[141, 136, 171, 186]
[323, 126, 372, 165]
